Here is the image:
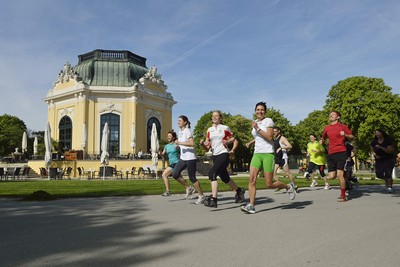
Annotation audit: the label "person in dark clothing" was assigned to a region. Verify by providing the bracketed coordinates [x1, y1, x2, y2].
[344, 141, 359, 194]
[371, 129, 395, 193]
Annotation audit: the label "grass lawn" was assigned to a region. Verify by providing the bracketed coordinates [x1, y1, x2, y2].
[0, 173, 396, 200]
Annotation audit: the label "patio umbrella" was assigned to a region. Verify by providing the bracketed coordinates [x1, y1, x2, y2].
[33, 136, 38, 155]
[100, 122, 109, 179]
[22, 132, 27, 153]
[82, 122, 87, 150]
[44, 122, 52, 172]
[130, 123, 136, 156]
[151, 123, 159, 177]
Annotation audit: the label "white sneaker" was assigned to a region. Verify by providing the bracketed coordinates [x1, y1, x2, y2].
[287, 183, 297, 200]
[310, 180, 318, 187]
[240, 203, 256, 214]
[195, 195, 206, 205]
[324, 184, 330, 190]
[387, 187, 393, 193]
[184, 186, 195, 199]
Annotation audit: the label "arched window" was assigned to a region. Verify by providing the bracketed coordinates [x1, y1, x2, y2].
[59, 116, 72, 152]
[147, 117, 161, 152]
[100, 113, 120, 156]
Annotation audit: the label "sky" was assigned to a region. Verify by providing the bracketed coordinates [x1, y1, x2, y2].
[1, 0, 400, 132]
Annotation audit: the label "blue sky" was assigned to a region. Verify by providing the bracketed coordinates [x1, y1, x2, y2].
[1, 0, 400, 132]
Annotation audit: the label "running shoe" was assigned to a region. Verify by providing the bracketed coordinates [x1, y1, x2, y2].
[310, 180, 318, 188]
[387, 187, 393, 193]
[287, 182, 297, 200]
[337, 196, 348, 202]
[194, 194, 206, 205]
[184, 186, 195, 199]
[235, 188, 246, 203]
[324, 184, 330, 190]
[240, 203, 256, 214]
[204, 196, 218, 208]
[162, 190, 171, 197]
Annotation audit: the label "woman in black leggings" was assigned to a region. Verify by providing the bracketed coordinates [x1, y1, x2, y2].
[200, 111, 245, 208]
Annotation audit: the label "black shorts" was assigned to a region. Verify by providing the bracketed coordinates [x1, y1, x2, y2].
[327, 152, 347, 172]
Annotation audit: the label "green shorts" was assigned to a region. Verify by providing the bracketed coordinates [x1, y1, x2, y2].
[250, 153, 275, 173]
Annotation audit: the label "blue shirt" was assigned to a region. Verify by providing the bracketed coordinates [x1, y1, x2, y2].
[164, 143, 180, 165]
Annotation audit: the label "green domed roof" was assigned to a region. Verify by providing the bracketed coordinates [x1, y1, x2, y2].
[74, 49, 149, 87]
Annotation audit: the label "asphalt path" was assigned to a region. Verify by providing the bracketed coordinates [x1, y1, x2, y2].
[1, 185, 399, 267]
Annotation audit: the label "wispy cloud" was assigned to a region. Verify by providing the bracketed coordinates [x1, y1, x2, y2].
[1, 0, 400, 130]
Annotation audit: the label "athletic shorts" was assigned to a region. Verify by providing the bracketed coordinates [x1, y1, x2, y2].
[250, 153, 275, 173]
[275, 158, 288, 168]
[327, 152, 347, 172]
[169, 163, 177, 169]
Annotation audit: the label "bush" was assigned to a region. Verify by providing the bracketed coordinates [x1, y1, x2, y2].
[22, 190, 56, 201]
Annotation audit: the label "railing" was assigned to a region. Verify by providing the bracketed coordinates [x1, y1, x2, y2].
[78, 49, 147, 67]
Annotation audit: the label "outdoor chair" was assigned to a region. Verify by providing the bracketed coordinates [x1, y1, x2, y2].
[49, 168, 59, 179]
[129, 167, 137, 179]
[21, 166, 30, 179]
[40, 167, 48, 179]
[77, 167, 83, 178]
[58, 168, 67, 179]
[137, 167, 147, 179]
[10, 167, 21, 180]
[113, 168, 123, 179]
[65, 167, 72, 179]
[147, 167, 157, 179]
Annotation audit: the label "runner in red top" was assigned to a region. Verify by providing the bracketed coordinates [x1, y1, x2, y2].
[321, 111, 354, 202]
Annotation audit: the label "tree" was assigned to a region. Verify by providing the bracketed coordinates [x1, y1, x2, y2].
[224, 114, 252, 171]
[0, 114, 27, 156]
[324, 76, 400, 160]
[293, 110, 328, 153]
[192, 111, 214, 156]
[267, 107, 300, 154]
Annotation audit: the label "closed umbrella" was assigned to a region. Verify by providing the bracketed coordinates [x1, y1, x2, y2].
[131, 123, 136, 157]
[33, 136, 38, 156]
[44, 122, 52, 174]
[151, 123, 159, 177]
[22, 132, 27, 153]
[100, 122, 109, 179]
[82, 122, 87, 150]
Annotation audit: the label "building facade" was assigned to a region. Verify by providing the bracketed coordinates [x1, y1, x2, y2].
[44, 49, 176, 158]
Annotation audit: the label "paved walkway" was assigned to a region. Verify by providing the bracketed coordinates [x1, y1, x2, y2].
[1, 185, 399, 267]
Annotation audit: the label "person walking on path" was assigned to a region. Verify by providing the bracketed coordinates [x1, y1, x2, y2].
[370, 129, 395, 193]
[161, 130, 194, 197]
[320, 111, 354, 202]
[172, 115, 206, 204]
[272, 126, 297, 193]
[344, 141, 359, 195]
[200, 110, 245, 208]
[241, 102, 296, 214]
[306, 134, 330, 190]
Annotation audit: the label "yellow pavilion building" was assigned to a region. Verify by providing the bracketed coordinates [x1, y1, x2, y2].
[44, 49, 176, 160]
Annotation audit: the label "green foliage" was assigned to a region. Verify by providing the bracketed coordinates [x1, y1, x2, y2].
[0, 114, 27, 156]
[225, 115, 253, 169]
[324, 76, 400, 160]
[293, 110, 328, 153]
[267, 107, 299, 154]
[192, 111, 217, 155]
